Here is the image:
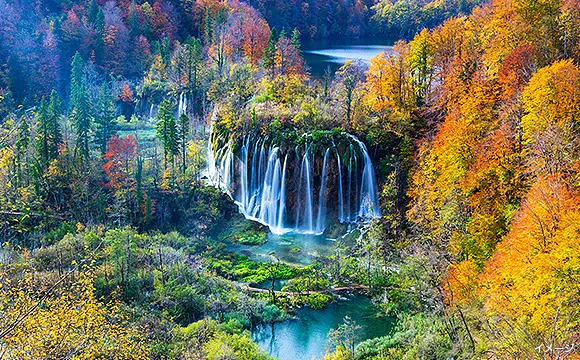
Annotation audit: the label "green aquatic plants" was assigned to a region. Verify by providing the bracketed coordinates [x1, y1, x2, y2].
[205, 250, 301, 285]
[282, 276, 331, 293]
[232, 230, 267, 245]
[231, 259, 300, 285]
[307, 293, 333, 310]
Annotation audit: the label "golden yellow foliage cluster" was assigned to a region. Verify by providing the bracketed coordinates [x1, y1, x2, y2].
[0, 264, 149, 359]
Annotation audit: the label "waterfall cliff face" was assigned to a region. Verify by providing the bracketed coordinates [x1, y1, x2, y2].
[207, 129, 381, 235]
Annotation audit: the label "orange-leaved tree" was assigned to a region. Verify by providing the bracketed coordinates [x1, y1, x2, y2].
[479, 175, 580, 358]
[521, 60, 580, 178]
[103, 134, 138, 189]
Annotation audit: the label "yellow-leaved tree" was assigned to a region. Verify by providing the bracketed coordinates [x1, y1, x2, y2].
[0, 264, 149, 359]
[479, 175, 580, 358]
[521, 60, 580, 178]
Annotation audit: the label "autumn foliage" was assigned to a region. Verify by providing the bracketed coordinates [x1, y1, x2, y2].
[480, 175, 580, 357]
[393, 0, 580, 355]
[103, 134, 138, 189]
[0, 265, 149, 359]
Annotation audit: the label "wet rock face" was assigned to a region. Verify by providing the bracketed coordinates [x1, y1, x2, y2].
[207, 130, 381, 234]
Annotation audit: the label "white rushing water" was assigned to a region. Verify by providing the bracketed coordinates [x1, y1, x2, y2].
[178, 91, 188, 116]
[207, 129, 381, 235]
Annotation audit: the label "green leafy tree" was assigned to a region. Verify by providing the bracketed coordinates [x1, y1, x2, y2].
[69, 52, 92, 162]
[327, 316, 362, 358]
[335, 60, 365, 129]
[155, 100, 177, 168]
[35, 90, 62, 170]
[177, 113, 189, 174]
[94, 82, 117, 155]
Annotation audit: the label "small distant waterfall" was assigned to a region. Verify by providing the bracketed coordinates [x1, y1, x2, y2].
[207, 129, 381, 235]
[178, 92, 188, 116]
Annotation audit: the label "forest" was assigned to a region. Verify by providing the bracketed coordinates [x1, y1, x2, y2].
[0, 0, 579, 358]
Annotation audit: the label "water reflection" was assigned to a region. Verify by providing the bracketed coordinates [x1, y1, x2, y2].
[227, 232, 333, 266]
[302, 38, 395, 77]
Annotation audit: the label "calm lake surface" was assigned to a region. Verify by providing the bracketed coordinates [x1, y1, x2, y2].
[227, 232, 334, 266]
[252, 295, 395, 360]
[303, 37, 395, 77]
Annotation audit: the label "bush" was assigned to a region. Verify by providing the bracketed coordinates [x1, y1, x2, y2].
[307, 293, 332, 309]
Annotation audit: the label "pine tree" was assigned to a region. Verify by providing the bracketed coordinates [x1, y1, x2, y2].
[145, 194, 152, 227]
[15, 114, 30, 186]
[160, 38, 171, 66]
[94, 9, 105, 64]
[135, 156, 144, 223]
[181, 39, 203, 115]
[155, 100, 177, 168]
[69, 52, 92, 162]
[203, 8, 213, 46]
[291, 28, 301, 55]
[36, 90, 62, 170]
[262, 27, 279, 74]
[185, 39, 203, 89]
[88, 0, 99, 24]
[47, 90, 63, 152]
[128, 1, 141, 38]
[35, 99, 50, 169]
[95, 82, 117, 155]
[177, 112, 189, 174]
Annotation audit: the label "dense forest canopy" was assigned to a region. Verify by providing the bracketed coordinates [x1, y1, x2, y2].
[0, 0, 579, 358]
[246, 0, 484, 39]
[0, 0, 483, 106]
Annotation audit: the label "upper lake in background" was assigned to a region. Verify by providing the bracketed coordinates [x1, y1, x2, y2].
[303, 37, 396, 78]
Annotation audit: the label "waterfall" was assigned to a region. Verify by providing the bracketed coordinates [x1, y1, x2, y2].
[347, 149, 353, 222]
[347, 135, 381, 219]
[207, 130, 381, 235]
[178, 92, 188, 116]
[316, 148, 330, 233]
[277, 155, 287, 231]
[300, 148, 314, 232]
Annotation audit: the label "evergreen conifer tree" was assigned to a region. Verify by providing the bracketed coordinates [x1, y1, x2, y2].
[69, 52, 92, 162]
[95, 82, 117, 155]
[262, 27, 279, 74]
[155, 100, 177, 168]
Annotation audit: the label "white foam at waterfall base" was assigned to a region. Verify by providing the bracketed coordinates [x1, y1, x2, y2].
[207, 130, 381, 235]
